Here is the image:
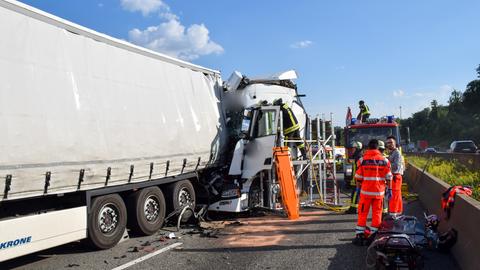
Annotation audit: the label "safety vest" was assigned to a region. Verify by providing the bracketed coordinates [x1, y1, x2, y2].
[354, 149, 392, 199]
[281, 103, 300, 135]
[360, 104, 370, 115]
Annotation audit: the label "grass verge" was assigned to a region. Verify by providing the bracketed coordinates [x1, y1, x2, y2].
[407, 156, 480, 201]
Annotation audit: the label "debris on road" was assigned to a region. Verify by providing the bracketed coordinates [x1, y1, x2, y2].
[129, 245, 157, 253]
[201, 229, 219, 238]
[113, 255, 127, 259]
[199, 221, 225, 230]
[142, 246, 156, 253]
[129, 247, 140, 253]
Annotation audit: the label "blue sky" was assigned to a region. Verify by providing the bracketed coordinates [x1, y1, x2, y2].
[17, 0, 480, 126]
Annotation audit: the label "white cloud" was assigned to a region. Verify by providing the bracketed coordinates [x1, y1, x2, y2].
[439, 84, 453, 93]
[129, 19, 224, 60]
[159, 11, 178, 21]
[123, 0, 224, 60]
[290, 40, 313, 49]
[386, 85, 454, 118]
[121, 0, 166, 16]
[393, 89, 405, 98]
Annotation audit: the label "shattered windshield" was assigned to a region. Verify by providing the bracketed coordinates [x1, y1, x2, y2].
[253, 110, 276, 137]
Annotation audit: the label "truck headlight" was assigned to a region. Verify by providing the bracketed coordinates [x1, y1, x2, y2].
[221, 188, 240, 198]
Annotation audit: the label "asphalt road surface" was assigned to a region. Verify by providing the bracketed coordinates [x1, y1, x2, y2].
[1, 175, 459, 270]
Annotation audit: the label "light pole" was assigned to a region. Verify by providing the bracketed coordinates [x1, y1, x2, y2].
[399, 106, 402, 120]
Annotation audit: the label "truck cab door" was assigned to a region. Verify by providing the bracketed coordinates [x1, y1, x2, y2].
[241, 106, 279, 179]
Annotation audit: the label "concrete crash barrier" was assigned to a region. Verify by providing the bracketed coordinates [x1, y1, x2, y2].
[405, 163, 480, 270]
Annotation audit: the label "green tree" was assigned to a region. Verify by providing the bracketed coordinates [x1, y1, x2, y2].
[430, 99, 439, 120]
[448, 89, 463, 112]
[334, 126, 344, 146]
[394, 65, 480, 148]
[463, 79, 480, 112]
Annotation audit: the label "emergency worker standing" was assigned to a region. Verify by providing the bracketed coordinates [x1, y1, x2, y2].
[357, 100, 370, 122]
[274, 99, 306, 158]
[378, 140, 389, 214]
[386, 136, 405, 216]
[346, 141, 363, 213]
[353, 139, 393, 245]
[378, 141, 386, 156]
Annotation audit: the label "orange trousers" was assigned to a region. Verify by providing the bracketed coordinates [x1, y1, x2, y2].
[389, 174, 403, 214]
[355, 194, 383, 235]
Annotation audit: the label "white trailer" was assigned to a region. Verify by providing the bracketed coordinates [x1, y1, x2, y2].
[0, 0, 225, 261]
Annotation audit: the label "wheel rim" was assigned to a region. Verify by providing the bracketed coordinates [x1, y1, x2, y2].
[178, 188, 193, 208]
[144, 195, 160, 223]
[98, 203, 119, 235]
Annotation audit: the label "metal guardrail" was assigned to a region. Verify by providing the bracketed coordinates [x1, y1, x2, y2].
[405, 152, 480, 171]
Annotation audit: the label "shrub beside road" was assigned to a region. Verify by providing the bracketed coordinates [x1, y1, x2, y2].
[407, 156, 480, 200]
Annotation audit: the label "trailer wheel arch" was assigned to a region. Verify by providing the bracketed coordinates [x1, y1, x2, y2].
[87, 194, 127, 249]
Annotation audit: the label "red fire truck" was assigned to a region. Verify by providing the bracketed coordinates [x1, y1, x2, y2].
[343, 118, 401, 186]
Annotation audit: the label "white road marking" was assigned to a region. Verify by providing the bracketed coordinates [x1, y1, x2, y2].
[111, 242, 183, 270]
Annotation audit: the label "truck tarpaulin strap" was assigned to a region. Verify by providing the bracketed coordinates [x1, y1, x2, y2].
[273, 146, 300, 220]
[441, 185, 472, 219]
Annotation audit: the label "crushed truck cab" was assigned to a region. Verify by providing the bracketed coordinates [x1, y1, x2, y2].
[208, 71, 307, 212]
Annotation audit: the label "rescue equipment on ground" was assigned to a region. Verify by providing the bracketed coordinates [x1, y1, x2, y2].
[365, 215, 427, 269]
[365, 213, 458, 269]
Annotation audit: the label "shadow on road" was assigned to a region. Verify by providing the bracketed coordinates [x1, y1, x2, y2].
[0, 241, 92, 269]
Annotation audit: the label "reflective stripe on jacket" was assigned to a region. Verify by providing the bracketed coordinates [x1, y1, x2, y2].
[360, 104, 370, 115]
[281, 103, 300, 135]
[354, 149, 392, 199]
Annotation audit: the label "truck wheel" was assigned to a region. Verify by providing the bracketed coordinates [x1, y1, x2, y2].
[127, 187, 166, 236]
[165, 180, 196, 222]
[248, 178, 261, 209]
[88, 194, 127, 249]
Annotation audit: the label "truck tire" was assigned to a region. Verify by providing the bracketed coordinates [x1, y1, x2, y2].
[127, 187, 166, 236]
[248, 178, 261, 209]
[165, 180, 196, 222]
[88, 194, 127, 249]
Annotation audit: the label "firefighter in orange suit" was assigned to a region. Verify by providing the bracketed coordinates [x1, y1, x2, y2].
[386, 135, 405, 216]
[353, 139, 393, 245]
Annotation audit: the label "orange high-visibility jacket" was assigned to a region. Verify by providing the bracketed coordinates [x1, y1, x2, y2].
[354, 149, 393, 198]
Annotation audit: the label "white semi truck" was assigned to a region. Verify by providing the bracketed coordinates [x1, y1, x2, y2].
[0, 0, 307, 262]
[206, 70, 307, 212]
